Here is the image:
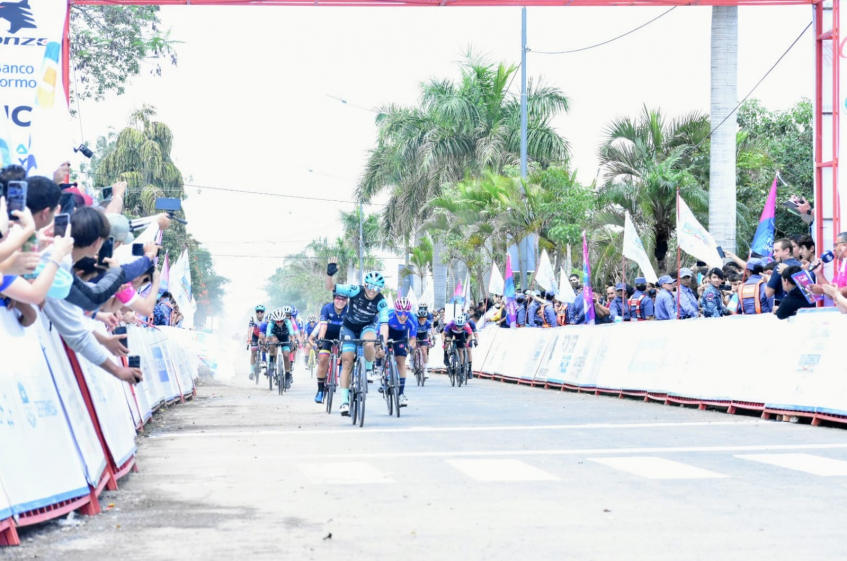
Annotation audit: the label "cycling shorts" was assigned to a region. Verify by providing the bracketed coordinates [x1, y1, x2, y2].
[340, 322, 379, 354]
[390, 340, 408, 358]
[319, 339, 336, 354]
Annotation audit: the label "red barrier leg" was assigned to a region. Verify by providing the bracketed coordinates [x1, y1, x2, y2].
[0, 518, 20, 546]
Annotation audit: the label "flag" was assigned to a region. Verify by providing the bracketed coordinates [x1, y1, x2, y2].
[169, 249, 196, 328]
[421, 273, 434, 308]
[504, 254, 517, 327]
[750, 176, 777, 257]
[535, 249, 558, 294]
[452, 279, 464, 303]
[160, 252, 170, 292]
[677, 194, 723, 269]
[405, 286, 418, 312]
[557, 267, 576, 304]
[488, 261, 505, 295]
[623, 211, 659, 283]
[462, 272, 472, 312]
[582, 232, 595, 325]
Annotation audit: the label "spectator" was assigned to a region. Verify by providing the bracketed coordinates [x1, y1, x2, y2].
[628, 277, 654, 321]
[700, 268, 727, 318]
[609, 283, 630, 322]
[811, 232, 847, 299]
[789, 234, 803, 261]
[567, 276, 587, 325]
[822, 283, 847, 314]
[739, 260, 772, 315]
[775, 265, 814, 319]
[153, 291, 174, 326]
[654, 275, 677, 320]
[515, 293, 527, 327]
[798, 235, 815, 263]
[676, 268, 699, 319]
[541, 291, 557, 327]
[25, 176, 62, 231]
[766, 238, 804, 305]
[526, 291, 539, 328]
[726, 273, 743, 314]
[555, 299, 568, 325]
[594, 289, 612, 324]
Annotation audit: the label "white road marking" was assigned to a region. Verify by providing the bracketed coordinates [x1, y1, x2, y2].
[151, 419, 772, 439]
[735, 453, 847, 476]
[281, 442, 847, 461]
[447, 459, 560, 482]
[297, 462, 395, 484]
[589, 457, 729, 480]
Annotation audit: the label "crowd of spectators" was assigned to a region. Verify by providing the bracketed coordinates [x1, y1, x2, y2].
[465, 234, 847, 327]
[0, 163, 183, 384]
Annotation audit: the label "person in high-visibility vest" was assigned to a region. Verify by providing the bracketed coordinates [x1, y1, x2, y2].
[628, 277, 655, 321]
[739, 260, 773, 315]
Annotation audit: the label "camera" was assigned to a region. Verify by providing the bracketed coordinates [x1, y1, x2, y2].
[719, 284, 732, 292]
[74, 144, 94, 159]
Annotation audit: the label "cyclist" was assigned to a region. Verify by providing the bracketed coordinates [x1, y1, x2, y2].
[418, 302, 433, 322]
[380, 297, 416, 406]
[247, 305, 267, 380]
[443, 313, 474, 377]
[465, 312, 480, 380]
[266, 308, 295, 388]
[414, 308, 434, 378]
[325, 257, 389, 417]
[301, 314, 319, 364]
[288, 306, 302, 369]
[311, 292, 348, 403]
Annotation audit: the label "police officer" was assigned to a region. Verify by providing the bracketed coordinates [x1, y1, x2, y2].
[654, 275, 677, 320]
[700, 267, 727, 318]
[628, 277, 655, 321]
[677, 268, 699, 319]
[567, 277, 587, 325]
[609, 283, 631, 321]
[526, 291, 539, 328]
[739, 259, 773, 315]
[542, 291, 557, 327]
[515, 293, 527, 327]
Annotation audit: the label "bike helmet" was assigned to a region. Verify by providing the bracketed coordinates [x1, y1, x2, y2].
[394, 297, 411, 312]
[363, 271, 385, 291]
[291, 306, 298, 316]
[308, 314, 317, 323]
[270, 309, 284, 321]
[255, 304, 266, 312]
[281, 305, 293, 317]
[417, 309, 428, 318]
[454, 313, 467, 327]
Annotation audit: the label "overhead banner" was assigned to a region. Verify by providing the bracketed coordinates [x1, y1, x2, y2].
[0, 0, 72, 174]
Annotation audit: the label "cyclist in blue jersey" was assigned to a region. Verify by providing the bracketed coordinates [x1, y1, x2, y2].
[301, 314, 319, 365]
[325, 257, 389, 417]
[265, 308, 295, 388]
[379, 297, 416, 406]
[310, 293, 348, 403]
[247, 304, 267, 379]
[414, 308, 434, 378]
[417, 302, 433, 322]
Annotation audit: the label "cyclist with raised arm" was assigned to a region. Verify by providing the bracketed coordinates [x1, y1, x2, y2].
[443, 313, 474, 377]
[325, 257, 389, 417]
[266, 307, 295, 388]
[311, 292, 348, 403]
[247, 305, 267, 380]
[414, 308, 434, 379]
[381, 297, 416, 406]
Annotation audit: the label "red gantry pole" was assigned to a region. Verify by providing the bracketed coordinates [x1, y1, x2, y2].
[676, 186, 681, 320]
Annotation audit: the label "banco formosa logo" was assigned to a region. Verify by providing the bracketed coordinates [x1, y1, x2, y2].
[0, 0, 36, 34]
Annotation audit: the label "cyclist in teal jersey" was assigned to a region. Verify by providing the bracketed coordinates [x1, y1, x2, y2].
[267, 307, 296, 388]
[325, 257, 389, 416]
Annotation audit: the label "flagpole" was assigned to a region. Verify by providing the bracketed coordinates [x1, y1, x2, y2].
[676, 186, 681, 320]
[622, 255, 626, 320]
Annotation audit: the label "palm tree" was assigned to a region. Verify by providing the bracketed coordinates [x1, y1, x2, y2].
[357, 53, 570, 306]
[710, 6, 739, 253]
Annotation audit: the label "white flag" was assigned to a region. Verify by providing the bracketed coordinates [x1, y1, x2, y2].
[488, 262, 505, 295]
[677, 196, 723, 269]
[406, 286, 418, 313]
[535, 250, 558, 293]
[169, 249, 196, 328]
[420, 273, 434, 308]
[623, 211, 659, 283]
[556, 267, 576, 304]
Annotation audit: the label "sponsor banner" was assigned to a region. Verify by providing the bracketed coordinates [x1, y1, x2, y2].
[0, 309, 89, 515]
[0, 0, 72, 174]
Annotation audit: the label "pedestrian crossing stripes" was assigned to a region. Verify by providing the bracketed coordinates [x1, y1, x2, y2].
[588, 456, 729, 479]
[734, 453, 847, 476]
[446, 459, 560, 481]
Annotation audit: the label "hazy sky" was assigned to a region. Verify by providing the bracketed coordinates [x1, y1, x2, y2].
[70, 4, 814, 330]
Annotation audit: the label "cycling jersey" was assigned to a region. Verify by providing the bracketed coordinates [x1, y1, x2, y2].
[319, 302, 346, 340]
[387, 310, 417, 341]
[334, 284, 389, 329]
[444, 321, 473, 338]
[415, 318, 433, 338]
[468, 319, 477, 333]
[265, 318, 295, 340]
[302, 322, 318, 338]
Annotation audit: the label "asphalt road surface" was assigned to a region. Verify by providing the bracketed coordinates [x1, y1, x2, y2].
[8, 360, 847, 560]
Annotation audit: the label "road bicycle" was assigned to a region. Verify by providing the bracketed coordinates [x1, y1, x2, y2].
[266, 341, 290, 395]
[342, 338, 371, 428]
[379, 339, 402, 418]
[445, 339, 466, 387]
[412, 341, 427, 387]
[322, 339, 341, 414]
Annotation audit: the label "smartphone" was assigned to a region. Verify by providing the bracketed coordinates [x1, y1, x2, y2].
[102, 186, 113, 200]
[58, 191, 76, 214]
[53, 213, 70, 237]
[127, 356, 140, 369]
[97, 236, 114, 266]
[716, 246, 725, 259]
[132, 243, 144, 256]
[157, 247, 163, 257]
[6, 181, 27, 219]
[781, 200, 800, 215]
[114, 326, 128, 349]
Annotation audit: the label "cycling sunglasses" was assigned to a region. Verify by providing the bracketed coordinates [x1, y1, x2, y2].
[364, 283, 382, 292]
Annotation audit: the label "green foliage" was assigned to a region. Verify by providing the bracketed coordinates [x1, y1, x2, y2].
[530, 166, 595, 248]
[70, 6, 178, 102]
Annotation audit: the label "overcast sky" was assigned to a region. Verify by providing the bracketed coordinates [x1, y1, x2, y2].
[70, 4, 814, 332]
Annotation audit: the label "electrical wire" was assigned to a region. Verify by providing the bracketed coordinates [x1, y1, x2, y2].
[530, 7, 677, 55]
[325, 93, 379, 114]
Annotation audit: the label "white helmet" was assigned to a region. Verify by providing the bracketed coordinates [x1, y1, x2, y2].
[455, 313, 467, 327]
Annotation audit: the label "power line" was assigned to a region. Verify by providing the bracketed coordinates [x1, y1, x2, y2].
[530, 7, 677, 55]
[325, 93, 379, 114]
[183, 183, 385, 206]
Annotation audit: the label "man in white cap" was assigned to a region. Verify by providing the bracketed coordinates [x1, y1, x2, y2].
[654, 275, 677, 320]
[676, 267, 699, 319]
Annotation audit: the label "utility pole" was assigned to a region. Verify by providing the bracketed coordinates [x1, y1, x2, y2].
[519, 7, 531, 290]
[358, 201, 365, 283]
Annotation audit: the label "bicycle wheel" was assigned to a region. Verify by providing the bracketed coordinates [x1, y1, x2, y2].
[449, 349, 458, 387]
[278, 360, 284, 396]
[390, 359, 401, 418]
[383, 363, 393, 416]
[413, 350, 422, 386]
[268, 357, 274, 391]
[356, 356, 367, 428]
[325, 356, 335, 414]
[457, 354, 465, 387]
[253, 360, 259, 385]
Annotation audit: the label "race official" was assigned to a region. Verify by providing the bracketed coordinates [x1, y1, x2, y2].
[628, 277, 654, 321]
[677, 268, 699, 319]
[655, 275, 677, 321]
[609, 283, 631, 321]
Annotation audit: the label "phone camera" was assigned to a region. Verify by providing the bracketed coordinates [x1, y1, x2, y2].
[74, 144, 94, 159]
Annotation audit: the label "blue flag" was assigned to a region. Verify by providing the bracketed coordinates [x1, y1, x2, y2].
[750, 176, 777, 257]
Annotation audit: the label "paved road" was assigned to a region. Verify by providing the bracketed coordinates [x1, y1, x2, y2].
[9, 361, 847, 560]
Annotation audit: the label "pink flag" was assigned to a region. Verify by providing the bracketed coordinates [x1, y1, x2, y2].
[160, 251, 170, 292]
[453, 279, 464, 298]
